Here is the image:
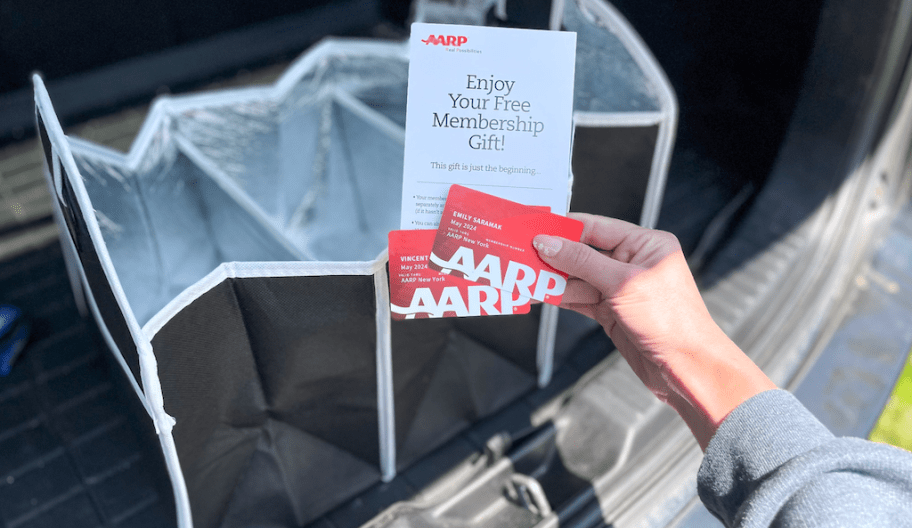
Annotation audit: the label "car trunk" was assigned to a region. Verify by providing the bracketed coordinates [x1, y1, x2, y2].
[319, 0, 912, 526]
[10, 0, 912, 526]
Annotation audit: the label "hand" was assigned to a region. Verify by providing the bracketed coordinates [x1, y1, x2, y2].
[534, 213, 776, 449]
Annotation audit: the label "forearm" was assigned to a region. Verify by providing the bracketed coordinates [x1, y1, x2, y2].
[532, 219, 776, 448]
[534, 216, 912, 526]
[661, 328, 777, 450]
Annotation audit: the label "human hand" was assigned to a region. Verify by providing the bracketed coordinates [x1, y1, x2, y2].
[533, 213, 775, 449]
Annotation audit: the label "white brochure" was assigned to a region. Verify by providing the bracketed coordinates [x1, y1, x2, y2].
[400, 22, 577, 229]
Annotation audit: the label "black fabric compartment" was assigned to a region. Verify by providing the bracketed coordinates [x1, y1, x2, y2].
[152, 275, 381, 528]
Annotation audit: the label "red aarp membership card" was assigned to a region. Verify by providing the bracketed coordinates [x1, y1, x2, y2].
[388, 229, 533, 319]
[428, 185, 584, 305]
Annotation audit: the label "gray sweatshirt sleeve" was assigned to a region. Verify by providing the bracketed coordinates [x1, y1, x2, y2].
[697, 389, 912, 527]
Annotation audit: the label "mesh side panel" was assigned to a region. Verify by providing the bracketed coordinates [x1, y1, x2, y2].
[74, 146, 299, 327]
[153, 275, 381, 528]
[565, 0, 662, 113]
[173, 52, 409, 263]
[293, 99, 402, 261]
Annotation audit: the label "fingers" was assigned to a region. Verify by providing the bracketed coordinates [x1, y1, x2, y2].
[534, 213, 683, 299]
[568, 213, 680, 266]
[568, 213, 641, 253]
[533, 234, 632, 296]
[561, 302, 597, 320]
[561, 278, 602, 305]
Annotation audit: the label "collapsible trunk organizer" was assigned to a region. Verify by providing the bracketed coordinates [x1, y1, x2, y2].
[33, 1, 676, 526]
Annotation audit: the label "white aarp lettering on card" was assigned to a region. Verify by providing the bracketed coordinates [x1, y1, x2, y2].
[400, 23, 577, 229]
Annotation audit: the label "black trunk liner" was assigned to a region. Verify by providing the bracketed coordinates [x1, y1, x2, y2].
[0, 241, 176, 528]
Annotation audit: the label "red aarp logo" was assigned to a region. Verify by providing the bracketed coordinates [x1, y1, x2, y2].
[421, 34, 468, 46]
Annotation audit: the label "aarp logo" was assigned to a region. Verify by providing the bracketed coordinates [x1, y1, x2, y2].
[421, 34, 468, 46]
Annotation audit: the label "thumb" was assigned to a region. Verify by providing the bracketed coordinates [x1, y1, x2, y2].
[533, 235, 633, 297]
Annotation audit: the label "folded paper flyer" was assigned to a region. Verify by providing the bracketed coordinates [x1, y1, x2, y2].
[390, 22, 578, 319]
[400, 22, 577, 228]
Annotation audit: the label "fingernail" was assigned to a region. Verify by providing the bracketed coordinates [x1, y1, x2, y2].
[533, 235, 562, 258]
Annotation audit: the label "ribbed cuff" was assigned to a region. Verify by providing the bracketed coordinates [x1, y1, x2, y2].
[697, 389, 833, 525]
